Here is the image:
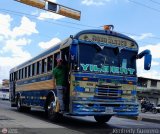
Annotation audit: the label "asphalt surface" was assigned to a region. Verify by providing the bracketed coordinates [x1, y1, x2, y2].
[0, 99, 160, 134]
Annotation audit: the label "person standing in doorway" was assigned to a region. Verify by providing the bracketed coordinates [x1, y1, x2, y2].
[52, 58, 67, 112]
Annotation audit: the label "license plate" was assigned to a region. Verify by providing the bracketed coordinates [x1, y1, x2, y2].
[105, 107, 113, 114]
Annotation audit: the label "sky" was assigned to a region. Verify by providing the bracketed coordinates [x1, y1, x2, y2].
[0, 0, 160, 83]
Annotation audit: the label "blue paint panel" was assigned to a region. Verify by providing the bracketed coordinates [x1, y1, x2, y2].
[20, 89, 54, 108]
[72, 101, 139, 116]
[17, 74, 53, 85]
[74, 73, 137, 85]
[74, 86, 85, 92]
[74, 73, 137, 81]
[131, 90, 137, 95]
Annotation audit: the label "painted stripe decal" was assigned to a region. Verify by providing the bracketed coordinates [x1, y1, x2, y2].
[17, 74, 53, 86]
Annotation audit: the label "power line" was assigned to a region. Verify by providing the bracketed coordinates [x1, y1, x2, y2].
[150, 0, 160, 5]
[1, 7, 160, 43]
[0, 8, 98, 29]
[128, 0, 160, 13]
[0, 8, 84, 30]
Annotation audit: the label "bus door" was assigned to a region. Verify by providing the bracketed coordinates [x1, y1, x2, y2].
[61, 47, 70, 111]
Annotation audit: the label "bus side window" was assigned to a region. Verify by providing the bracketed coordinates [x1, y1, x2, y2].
[36, 60, 42, 75]
[17, 71, 19, 80]
[14, 72, 17, 81]
[20, 69, 22, 80]
[30, 65, 32, 76]
[39, 61, 42, 74]
[28, 65, 31, 77]
[61, 47, 69, 65]
[22, 68, 24, 79]
[54, 52, 60, 67]
[42, 58, 47, 73]
[24, 67, 27, 78]
[47, 55, 53, 72]
[32, 63, 35, 76]
[9, 74, 12, 82]
[34, 63, 37, 76]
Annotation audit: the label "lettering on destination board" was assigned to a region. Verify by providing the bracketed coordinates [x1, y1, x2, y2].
[92, 35, 127, 47]
[80, 64, 135, 75]
[79, 34, 137, 49]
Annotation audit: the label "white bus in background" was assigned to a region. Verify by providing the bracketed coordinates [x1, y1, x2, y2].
[0, 87, 9, 100]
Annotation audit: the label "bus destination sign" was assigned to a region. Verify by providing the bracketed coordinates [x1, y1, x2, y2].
[79, 34, 137, 49]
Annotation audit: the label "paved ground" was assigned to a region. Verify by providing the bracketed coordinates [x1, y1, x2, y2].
[0, 100, 160, 134]
[117, 111, 160, 124]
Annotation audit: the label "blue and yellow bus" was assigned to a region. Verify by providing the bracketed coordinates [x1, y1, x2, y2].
[10, 25, 152, 123]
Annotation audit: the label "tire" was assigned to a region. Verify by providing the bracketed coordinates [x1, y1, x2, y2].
[46, 96, 62, 122]
[152, 109, 157, 114]
[94, 115, 112, 124]
[24, 107, 31, 112]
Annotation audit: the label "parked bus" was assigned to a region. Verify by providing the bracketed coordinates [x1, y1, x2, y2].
[0, 87, 9, 100]
[9, 25, 152, 123]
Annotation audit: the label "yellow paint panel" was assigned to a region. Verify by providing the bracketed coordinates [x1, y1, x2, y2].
[16, 80, 55, 91]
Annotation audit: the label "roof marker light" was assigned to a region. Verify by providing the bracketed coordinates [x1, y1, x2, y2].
[103, 25, 114, 31]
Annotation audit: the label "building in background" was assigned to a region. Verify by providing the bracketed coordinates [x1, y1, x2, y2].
[137, 77, 160, 106]
[2, 79, 9, 87]
[0, 79, 9, 100]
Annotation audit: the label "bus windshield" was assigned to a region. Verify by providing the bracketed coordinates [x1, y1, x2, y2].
[79, 43, 137, 76]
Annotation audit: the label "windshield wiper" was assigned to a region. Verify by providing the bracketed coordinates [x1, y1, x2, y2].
[114, 46, 128, 55]
[93, 43, 104, 52]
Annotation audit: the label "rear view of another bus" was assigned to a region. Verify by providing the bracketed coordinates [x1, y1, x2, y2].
[0, 87, 10, 100]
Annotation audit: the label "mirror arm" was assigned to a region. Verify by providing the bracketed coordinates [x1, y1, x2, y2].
[137, 49, 151, 59]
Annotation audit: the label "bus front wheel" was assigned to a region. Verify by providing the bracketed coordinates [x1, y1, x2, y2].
[94, 115, 112, 123]
[46, 96, 62, 122]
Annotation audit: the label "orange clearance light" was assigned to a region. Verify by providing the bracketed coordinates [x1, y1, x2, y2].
[128, 81, 133, 85]
[103, 25, 114, 31]
[82, 77, 89, 81]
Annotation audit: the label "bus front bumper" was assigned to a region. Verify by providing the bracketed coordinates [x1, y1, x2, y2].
[71, 100, 139, 116]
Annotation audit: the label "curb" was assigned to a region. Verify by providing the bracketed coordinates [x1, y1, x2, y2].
[116, 116, 160, 124]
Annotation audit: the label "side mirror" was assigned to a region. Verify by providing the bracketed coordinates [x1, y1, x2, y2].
[144, 54, 152, 70]
[137, 49, 152, 70]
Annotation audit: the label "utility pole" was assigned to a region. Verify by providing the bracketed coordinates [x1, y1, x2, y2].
[15, 0, 81, 20]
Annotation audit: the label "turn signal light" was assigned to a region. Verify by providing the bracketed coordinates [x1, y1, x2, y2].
[82, 77, 89, 81]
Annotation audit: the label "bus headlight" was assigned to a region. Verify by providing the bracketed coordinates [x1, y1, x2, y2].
[85, 88, 95, 93]
[123, 90, 131, 94]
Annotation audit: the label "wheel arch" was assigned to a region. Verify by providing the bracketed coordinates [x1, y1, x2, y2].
[44, 90, 56, 110]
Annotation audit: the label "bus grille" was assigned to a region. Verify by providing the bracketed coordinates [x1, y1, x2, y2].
[95, 85, 122, 98]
